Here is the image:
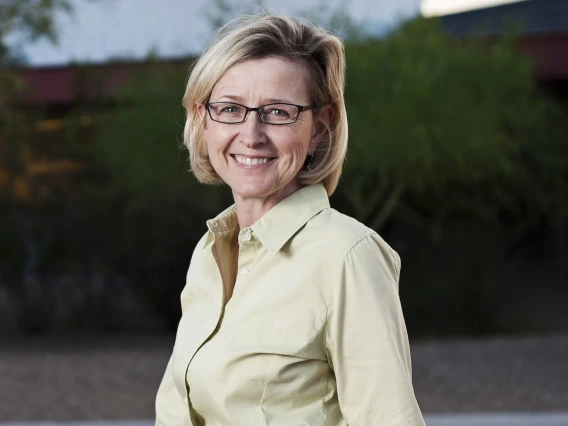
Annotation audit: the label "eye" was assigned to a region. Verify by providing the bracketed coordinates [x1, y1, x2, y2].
[219, 103, 243, 114]
[265, 107, 291, 118]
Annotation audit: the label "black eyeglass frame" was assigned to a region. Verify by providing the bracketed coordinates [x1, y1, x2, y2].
[205, 101, 323, 125]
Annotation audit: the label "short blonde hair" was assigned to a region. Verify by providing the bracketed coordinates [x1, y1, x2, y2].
[183, 12, 348, 196]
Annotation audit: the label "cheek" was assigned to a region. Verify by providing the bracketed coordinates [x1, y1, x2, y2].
[205, 128, 230, 156]
[204, 136, 225, 174]
[290, 128, 312, 156]
[280, 122, 311, 146]
[278, 137, 311, 171]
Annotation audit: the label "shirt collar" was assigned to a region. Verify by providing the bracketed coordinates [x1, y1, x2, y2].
[203, 204, 238, 248]
[252, 183, 330, 255]
[204, 184, 330, 255]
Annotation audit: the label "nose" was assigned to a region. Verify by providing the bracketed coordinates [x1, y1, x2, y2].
[239, 111, 267, 148]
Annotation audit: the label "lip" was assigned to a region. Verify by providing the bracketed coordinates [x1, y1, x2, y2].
[231, 154, 275, 168]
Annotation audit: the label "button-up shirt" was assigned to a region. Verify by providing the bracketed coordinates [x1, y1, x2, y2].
[155, 183, 425, 426]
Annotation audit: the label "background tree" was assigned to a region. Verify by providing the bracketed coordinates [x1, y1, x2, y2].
[3, 2, 566, 335]
[0, 0, 85, 333]
[84, 14, 568, 335]
[339, 17, 568, 334]
[89, 60, 233, 328]
[341, 17, 568, 233]
[1, 0, 73, 116]
[0, 0, 72, 55]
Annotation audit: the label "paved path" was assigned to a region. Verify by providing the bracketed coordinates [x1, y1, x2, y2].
[2, 413, 568, 426]
[2, 334, 567, 423]
[425, 412, 568, 425]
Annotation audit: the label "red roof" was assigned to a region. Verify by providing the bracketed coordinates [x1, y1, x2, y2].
[15, 58, 189, 106]
[519, 33, 568, 79]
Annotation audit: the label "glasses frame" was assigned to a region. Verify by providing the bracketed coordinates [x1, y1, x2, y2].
[205, 101, 321, 125]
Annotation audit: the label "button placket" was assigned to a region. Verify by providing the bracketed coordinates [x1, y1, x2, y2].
[238, 228, 256, 278]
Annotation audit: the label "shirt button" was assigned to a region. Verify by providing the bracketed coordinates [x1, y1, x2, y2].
[241, 267, 249, 276]
[242, 231, 252, 242]
[184, 397, 188, 404]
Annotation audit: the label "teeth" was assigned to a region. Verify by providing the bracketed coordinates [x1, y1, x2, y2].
[235, 155, 269, 166]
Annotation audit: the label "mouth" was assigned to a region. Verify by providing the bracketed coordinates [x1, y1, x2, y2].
[232, 154, 274, 167]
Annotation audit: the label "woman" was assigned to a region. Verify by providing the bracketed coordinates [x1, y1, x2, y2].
[156, 12, 425, 426]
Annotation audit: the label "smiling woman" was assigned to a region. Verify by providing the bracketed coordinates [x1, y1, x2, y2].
[155, 12, 426, 426]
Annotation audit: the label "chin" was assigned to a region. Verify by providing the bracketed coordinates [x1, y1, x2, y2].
[231, 177, 287, 199]
[233, 184, 274, 199]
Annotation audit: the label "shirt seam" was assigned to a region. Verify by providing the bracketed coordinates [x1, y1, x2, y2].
[329, 230, 375, 294]
[389, 248, 401, 279]
[325, 230, 375, 330]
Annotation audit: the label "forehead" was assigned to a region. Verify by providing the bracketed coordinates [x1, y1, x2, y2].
[210, 56, 311, 103]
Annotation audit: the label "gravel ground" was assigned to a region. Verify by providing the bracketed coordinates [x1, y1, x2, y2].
[0, 333, 566, 422]
[412, 334, 568, 412]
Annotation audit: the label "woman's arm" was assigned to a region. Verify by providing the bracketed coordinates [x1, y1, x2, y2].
[325, 234, 426, 426]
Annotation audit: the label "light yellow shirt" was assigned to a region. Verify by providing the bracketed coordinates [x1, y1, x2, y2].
[155, 183, 425, 426]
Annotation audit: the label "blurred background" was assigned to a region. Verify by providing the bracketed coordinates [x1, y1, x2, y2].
[0, 0, 567, 422]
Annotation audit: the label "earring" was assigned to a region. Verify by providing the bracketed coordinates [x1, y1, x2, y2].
[305, 155, 314, 171]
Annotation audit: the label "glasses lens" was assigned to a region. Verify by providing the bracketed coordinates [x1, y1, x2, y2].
[260, 104, 299, 124]
[208, 102, 246, 123]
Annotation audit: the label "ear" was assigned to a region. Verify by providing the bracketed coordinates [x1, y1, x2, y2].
[309, 104, 334, 154]
[196, 103, 208, 130]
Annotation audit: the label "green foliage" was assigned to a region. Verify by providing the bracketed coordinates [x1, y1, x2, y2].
[337, 17, 568, 335]
[3, 6, 567, 335]
[341, 17, 568, 233]
[85, 16, 568, 335]
[90, 60, 232, 327]
[0, 0, 74, 156]
[0, 0, 71, 333]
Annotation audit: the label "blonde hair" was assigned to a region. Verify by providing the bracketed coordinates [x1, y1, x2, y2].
[183, 12, 348, 195]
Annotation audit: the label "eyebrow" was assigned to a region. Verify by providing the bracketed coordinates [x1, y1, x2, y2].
[214, 94, 297, 105]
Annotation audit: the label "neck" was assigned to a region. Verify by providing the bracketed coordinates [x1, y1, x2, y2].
[233, 181, 300, 228]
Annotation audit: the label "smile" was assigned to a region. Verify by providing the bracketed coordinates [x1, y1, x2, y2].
[233, 155, 272, 166]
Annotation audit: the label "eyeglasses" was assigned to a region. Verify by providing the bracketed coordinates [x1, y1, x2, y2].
[205, 101, 320, 125]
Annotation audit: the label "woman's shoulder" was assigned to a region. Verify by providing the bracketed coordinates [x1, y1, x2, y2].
[312, 207, 372, 237]
[304, 208, 401, 282]
[301, 207, 396, 259]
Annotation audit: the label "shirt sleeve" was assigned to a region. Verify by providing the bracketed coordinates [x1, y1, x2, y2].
[325, 233, 426, 426]
[155, 355, 190, 426]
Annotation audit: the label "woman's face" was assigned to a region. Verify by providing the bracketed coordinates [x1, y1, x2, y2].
[198, 56, 320, 203]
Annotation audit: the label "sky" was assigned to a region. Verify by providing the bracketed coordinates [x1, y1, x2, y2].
[421, 0, 527, 16]
[9, 0, 524, 67]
